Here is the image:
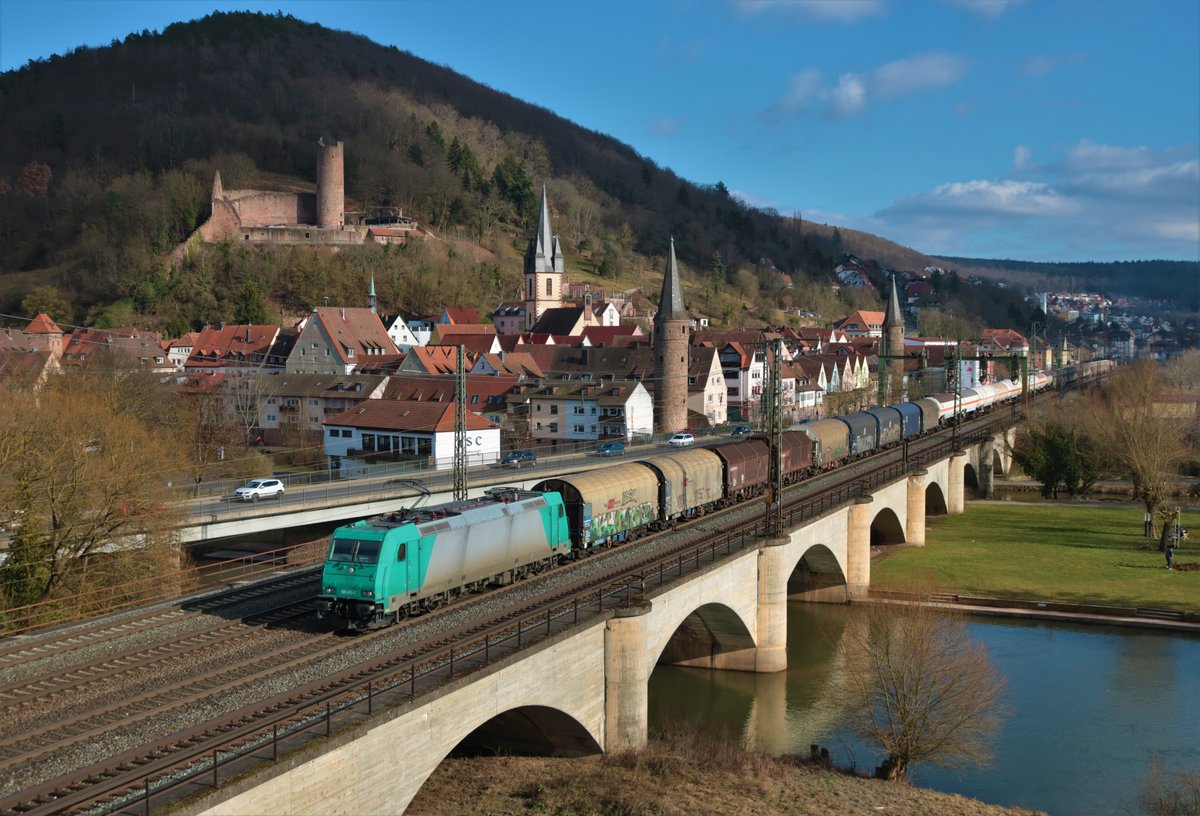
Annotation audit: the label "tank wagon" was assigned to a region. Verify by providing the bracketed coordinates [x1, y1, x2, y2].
[317, 487, 571, 629]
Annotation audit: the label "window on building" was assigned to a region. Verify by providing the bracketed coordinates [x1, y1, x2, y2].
[550, 404, 559, 415]
[545, 278, 553, 297]
[573, 424, 584, 433]
[549, 422, 558, 433]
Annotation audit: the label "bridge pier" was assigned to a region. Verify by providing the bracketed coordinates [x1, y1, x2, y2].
[752, 538, 790, 673]
[605, 600, 653, 752]
[906, 469, 927, 546]
[978, 439, 995, 499]
[948, 451, 967, 515]
[846, 497, 873, 599]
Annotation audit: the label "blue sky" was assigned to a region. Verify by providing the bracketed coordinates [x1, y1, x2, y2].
[2, 0, 1198, 263]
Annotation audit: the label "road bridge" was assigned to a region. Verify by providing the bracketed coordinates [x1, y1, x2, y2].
[175, 429, 1010, 816]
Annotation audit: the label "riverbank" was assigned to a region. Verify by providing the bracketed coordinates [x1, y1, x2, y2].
[872, 502, 1199, 612]
[406, 732, 1045, 816]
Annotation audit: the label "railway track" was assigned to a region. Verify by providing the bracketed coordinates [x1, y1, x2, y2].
[0, 406, 1026, 815]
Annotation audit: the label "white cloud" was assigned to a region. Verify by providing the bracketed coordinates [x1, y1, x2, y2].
[872, 53, 968, 97]
[829, 73, 867, 118]
[948, 0, 1025, 18]
[858, 139, 1200, 260]
[646, 117, 683, 136]
[765, 51, 967, 120]
[766, 67, 823, 118]
[910, 179, 1077, 216]
[1021, 52, 1087, 77]
[732, 0, 887, 23]
[1065, 139, 1155, 171]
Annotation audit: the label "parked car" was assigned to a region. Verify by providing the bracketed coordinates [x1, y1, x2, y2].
[234, 478, 285, 502]
[502, 449, 537, 468]
[595, 441, 626, 457]
[731, 424, 752, 437]
[666, 432, 695, 447]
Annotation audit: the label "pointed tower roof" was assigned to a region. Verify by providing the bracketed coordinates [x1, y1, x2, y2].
[525, 186, 563, 275]
[369, 274, 378, 314]
[212, 170, 224, 200]
[536, 186, 552, 257]
[26, 313, 64, 334]
[883, 273, 903, 329]
[655, 238, 687, 323]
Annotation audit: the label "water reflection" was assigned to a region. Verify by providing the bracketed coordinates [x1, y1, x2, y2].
[648, 603, 1200, 816]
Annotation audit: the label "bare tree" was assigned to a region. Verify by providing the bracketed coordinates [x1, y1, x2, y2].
[1084, 360, 1194, 544]
[0, 381, 183, 613]
[1164, 349, 1200, 393]
[836, 600, 1006, 782]
[1140, 757, 1200, 816]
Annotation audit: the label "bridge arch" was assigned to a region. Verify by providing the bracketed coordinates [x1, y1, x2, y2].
[786, 543, 846, 603]
[963, 461, 980, 496]
[926, 481, 948, 516]
[404, 704, 601, 812]
[447, 704, 601, 758]
[870, 507, 905, 545]
[655, 602, 758, 670]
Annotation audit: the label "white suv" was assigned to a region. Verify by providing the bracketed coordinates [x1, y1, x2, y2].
[234, 478, 285, 502]
[666, 432, 695, 447]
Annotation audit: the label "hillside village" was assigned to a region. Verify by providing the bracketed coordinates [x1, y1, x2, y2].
[5, 174, 1179, 481]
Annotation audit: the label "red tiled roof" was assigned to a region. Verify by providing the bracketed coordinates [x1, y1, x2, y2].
[326, 399, 498, 432]
[442, 307, 482, 325]
[26, 313, 63, 334]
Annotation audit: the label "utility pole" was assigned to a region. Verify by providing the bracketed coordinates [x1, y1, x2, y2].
[453, 344, 467, 501]
[764, 339, 784, 537]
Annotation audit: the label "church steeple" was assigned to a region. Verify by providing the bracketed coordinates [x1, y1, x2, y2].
[653, 237, 689, 434]
[884, 272, 903, 330]
[368, 273, 377, 314]
[524, 186, 564, 329]
[882, 273, 906, 403]
[655, 238, 688, 324]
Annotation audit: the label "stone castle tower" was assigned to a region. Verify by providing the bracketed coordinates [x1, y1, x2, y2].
[654, 238, 689, 434]
[524, 187, 565, 330]
[316, 139, 345, 229]
[883, 273, 905, 402]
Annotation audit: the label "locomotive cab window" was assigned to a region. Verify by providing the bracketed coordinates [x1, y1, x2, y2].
[396, 542, 407, 561]
[328, 538, 382, 564]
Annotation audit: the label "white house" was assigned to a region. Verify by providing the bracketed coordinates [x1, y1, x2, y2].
[323, 399, 500, 475]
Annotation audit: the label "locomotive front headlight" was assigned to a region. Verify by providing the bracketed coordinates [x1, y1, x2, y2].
[362, 590, 374, 598]
[324, 587, 335, 593]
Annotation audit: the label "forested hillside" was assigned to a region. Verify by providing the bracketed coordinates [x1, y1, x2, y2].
[936, 257, 1198, 309]
[0, 11, 1024, 332]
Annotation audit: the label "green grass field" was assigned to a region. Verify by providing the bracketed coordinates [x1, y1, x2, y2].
[872, 502, 1199, 611]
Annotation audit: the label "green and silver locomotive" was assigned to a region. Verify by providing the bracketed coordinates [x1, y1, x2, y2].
[317, 487, 571, 630]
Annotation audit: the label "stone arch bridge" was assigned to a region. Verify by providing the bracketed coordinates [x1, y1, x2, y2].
[186, 429, 1014, 816]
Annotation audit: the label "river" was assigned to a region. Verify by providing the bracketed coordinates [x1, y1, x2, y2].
[648, 603, 1200, 816]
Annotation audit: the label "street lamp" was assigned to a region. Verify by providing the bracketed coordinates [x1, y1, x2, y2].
[1030, 321, 1042, 373]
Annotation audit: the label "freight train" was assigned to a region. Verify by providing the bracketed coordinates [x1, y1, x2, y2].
[317, 360, 1111, 629]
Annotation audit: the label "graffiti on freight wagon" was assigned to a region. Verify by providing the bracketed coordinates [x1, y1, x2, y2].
[583, 502, 656, 545]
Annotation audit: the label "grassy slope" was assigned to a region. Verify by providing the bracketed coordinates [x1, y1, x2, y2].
[407, 742, 1042, 816]
[872, 502, 1199, 610]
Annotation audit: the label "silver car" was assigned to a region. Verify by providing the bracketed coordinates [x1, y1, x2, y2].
[234, 478, 285, 502]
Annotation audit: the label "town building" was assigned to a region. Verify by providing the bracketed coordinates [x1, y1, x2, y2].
[286, 307, 399, 375]
[528, 380, 653, 444]
[323, 399, 500, 475]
